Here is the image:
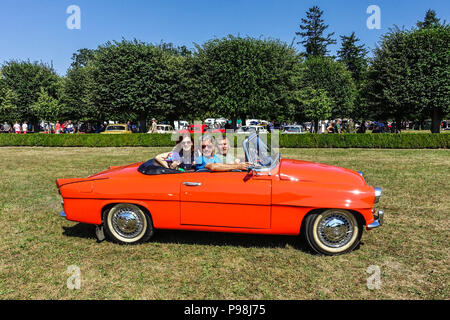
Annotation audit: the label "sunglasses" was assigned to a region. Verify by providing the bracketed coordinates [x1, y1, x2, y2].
[201, 144, 213, 149]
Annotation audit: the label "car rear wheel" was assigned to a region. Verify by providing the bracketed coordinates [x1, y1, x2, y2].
[303, 209, 362, 255]
[103, 203, 154, 244]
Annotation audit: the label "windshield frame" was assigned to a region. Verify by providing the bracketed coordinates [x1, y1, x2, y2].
[243, 133, 280, 173]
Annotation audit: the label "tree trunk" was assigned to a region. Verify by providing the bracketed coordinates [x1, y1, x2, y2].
[33, 119, 40, 133]
[395, 116, 402, 133]
[431, 109, 441, 133]
[138, 115, 147, 133]
[314, 120, 319, 134]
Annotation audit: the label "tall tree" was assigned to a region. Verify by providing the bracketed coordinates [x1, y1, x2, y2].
[294, 86, 333, 133]
[367, 25, 449, 132]
[0, 79, 19, 123]
[89, 39, 184, 132]
[337, 32, 368, 82]
[416, 9, 444, 29]
[61, 49, 98, 122]
[337, 32, 370, 122]
[30, 88, 61, 123]
[0, 61, 61, 131]
[299, 57, 356, 119]
[190, 35, 301, 127]
[296, 6, 336, 58]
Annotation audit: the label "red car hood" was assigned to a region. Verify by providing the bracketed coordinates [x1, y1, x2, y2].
[278, 159, 365, 186]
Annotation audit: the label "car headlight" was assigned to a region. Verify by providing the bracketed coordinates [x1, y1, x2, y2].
[374, 187, 382, 204]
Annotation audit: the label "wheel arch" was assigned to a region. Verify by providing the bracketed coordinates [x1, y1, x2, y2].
[300, 208, 366, 235]
[100, 201, 152, 224]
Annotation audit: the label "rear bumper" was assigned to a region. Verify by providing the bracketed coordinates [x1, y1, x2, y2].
[366, 210, 384, 230]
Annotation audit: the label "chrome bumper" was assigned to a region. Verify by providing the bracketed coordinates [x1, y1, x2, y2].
[367, 210, 384, 230]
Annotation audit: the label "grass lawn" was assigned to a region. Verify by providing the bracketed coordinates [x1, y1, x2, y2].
[0, 147, 448, 300]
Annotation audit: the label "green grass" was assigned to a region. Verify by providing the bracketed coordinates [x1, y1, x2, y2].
[0, 147, 448, 299]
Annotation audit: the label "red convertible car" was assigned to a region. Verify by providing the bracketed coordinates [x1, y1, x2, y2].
[56, 134, 383, 255]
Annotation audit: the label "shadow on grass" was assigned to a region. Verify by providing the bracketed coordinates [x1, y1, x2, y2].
[62, 223, 97, 240]
[62, 223, 315, 253]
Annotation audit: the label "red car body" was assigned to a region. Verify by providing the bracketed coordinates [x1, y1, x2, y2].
[56, 134, 383, 255]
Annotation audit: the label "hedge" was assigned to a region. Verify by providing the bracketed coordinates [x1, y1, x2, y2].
[0, 133, 448, 149]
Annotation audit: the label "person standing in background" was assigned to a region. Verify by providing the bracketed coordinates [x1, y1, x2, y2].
[22, 122, 28, 134]
[151, 118, 157, 133]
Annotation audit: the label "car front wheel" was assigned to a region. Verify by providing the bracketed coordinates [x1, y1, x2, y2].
[303, 209, 363, 255]
[103, 203, 154, 244]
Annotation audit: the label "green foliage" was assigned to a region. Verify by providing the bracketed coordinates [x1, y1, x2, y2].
[0, 61, 61, 125]
[296, 6, 336, 57]
[299, 57, 356, 119]
[89, 39, 185, 131]
[294, 87, 332, 122]
[0, 133, 447, 149]
[337, 32, 368, 83]
[190, 35, 301, 123]
[0, 82, 19, 122]
[30, 88, 61, 122]
[367, 25, 450, 132]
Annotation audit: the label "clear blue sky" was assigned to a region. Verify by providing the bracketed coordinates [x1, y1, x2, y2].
[0, 0, 448, 75]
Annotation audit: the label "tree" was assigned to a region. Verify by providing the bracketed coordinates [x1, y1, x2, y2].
[337, 32, 368, 83]
[0, 80, 19, 123]
[367, 25, 449, 132]
[296, 6, 336, 58]
[295, 87, 333, 133]
[89, 39, 184, 132]
[299, 57, 356, 119]
[189, 35, 301, 127]
[0, 61, 61, 131]
[416, 9, 444, 29]
[30, 88, 61, 123]
[61, 49, 98, 122]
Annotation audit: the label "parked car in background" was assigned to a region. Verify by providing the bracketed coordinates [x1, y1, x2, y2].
[179, 124, 209, 134]
[100, 124, 132, 134]
[151, 124, 175, 134]
[236, 125, 268, 134]
[282, 125, 305, 134]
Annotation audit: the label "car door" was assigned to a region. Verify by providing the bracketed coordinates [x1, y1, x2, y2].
[180, 171, 271, 229]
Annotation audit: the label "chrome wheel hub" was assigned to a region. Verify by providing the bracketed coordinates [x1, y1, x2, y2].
[317, 213, 353, 248]
[112, 207, 144, 239]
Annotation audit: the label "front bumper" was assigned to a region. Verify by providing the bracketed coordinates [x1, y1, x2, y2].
[367, 210, 384, 230]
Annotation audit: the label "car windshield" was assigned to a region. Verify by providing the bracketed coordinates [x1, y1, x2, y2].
[243, 133, 279, 168]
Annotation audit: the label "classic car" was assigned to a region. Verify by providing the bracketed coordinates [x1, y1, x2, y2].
[56, 133, 383, 255]
[236, 125, 268, 134]
[282, 125, 306, 134]
[151, 124, 175, 134]
[100, 124, 132, 134]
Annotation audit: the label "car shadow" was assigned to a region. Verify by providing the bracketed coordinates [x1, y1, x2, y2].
[62, 223, 313, 252]
[62, 223, 97, 240]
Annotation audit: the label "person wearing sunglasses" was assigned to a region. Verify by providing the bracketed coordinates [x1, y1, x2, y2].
[194, 135, 223, 171]
[155, 134, 195, 171]
[196, 135, 251, 172]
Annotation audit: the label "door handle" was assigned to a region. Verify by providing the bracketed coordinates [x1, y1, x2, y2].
[183, 182, 202, 186]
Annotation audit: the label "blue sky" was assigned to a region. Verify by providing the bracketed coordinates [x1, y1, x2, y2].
[0, 0, 448, 75]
